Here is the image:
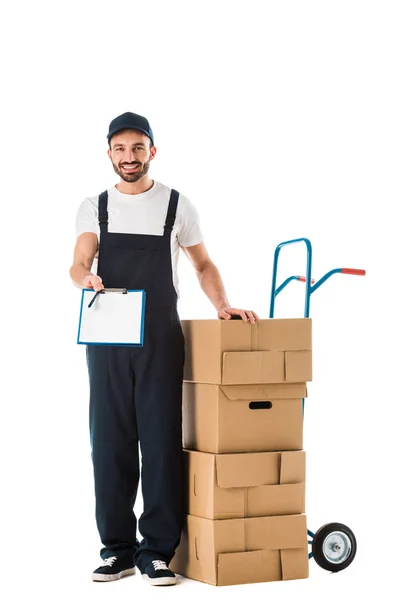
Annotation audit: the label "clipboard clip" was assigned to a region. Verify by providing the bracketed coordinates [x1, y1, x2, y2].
[88, 288, 127, 308]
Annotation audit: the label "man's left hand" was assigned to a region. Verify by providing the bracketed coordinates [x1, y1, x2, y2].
[217, 307, 260, 324]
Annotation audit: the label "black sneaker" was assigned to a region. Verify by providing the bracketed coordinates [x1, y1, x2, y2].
[92, 556, 135, 582]
[142, 559, 177, 586]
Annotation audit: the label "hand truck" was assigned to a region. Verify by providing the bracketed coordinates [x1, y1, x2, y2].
[270, 236, 365, 573]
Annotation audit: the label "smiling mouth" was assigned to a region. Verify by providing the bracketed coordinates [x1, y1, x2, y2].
[121, 164, 140, 171]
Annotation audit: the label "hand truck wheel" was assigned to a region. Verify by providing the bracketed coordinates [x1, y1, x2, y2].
[311, 522, 357, 572]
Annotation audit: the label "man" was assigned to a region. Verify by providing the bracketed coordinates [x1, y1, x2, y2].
[69, 111, 260, 586]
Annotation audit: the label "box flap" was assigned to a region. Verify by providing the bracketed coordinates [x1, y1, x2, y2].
[246, 515, 308, 551]
[215, 453, 282, 488]
[281, 548, 309, 581]
[280, 451, 306, 484]
[222, 351, 285, 384]
[247, 483, 305, 517]
[217, 550, 281, 586]
[285, 350, 312, 382]
[221, 383, 307, 400]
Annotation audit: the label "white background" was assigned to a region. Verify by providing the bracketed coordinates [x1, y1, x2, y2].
[1, 1, 399, 598]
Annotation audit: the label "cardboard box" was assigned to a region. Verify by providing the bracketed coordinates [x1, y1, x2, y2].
[183, 449, 306, 519]
[182, 318, 312, 385]
[170, 513, 309, 586]
[183, 383, 306, 453]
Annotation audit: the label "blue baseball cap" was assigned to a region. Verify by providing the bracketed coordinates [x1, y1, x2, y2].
[107, 111, 154, 145]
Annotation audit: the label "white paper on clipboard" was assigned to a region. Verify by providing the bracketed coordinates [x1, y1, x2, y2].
[77, 288, 146, 346]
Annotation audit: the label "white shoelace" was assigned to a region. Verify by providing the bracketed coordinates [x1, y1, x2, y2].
[101, 556, 117, 567]
[152, 560, 168, 571]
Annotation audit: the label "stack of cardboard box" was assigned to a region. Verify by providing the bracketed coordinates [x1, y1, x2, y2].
[170, 318, 313, 586]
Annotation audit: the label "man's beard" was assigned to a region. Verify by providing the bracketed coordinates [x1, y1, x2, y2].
[112, 159, 151, 183]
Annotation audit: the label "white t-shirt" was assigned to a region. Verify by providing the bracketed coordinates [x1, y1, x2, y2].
[75, 180, 204, 297]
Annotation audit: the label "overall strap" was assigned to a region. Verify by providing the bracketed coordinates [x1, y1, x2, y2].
[98, 190, 108, 233]
[164, 189, 179, 234]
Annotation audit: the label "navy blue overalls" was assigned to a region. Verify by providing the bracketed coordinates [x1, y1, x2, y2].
[85, 188, 185, 572]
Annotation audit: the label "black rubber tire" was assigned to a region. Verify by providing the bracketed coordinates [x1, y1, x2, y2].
[311, 522, 357, 572]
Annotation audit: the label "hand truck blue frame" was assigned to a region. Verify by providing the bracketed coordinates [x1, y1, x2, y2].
[269, 237, 365, 573]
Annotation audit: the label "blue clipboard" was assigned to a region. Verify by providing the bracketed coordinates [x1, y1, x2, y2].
[77, 288, 146, 346]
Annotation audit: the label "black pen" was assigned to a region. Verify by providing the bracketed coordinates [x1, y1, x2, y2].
[88, 290, 101, 308]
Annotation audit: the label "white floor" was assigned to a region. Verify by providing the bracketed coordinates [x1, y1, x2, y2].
[5, 541, 391, 600]
[4, 432, 396, 600]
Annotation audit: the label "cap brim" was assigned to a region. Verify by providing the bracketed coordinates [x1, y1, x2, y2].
[107, 127, 153, 144]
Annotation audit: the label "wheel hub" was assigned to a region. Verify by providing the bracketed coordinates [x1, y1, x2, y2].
[323, 532, 352, 564]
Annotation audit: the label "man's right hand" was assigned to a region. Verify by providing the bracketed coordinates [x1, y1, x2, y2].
[82, 274, 104, 292]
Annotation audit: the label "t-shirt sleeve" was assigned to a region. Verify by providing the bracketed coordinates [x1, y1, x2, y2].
[75, 198, 99, 238]
[177, 195, 204, 247]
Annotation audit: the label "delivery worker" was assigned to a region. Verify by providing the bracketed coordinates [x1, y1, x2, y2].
[69, 111, 260, 586]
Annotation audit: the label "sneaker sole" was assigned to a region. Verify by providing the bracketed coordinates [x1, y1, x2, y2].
[93, 567, 136, 582]
[142, 574, 177, 586]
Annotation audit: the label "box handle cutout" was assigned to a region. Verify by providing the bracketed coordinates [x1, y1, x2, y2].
[249, 401, 273, 410]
